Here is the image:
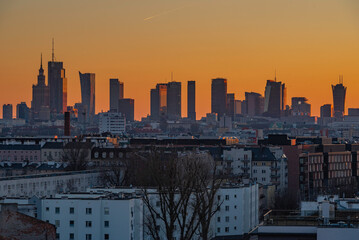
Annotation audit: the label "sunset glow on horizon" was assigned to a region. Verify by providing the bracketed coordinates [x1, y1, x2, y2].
[1, 0, 359, 120]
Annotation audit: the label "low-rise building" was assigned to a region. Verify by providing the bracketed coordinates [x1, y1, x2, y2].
[0, 170, 100, 198]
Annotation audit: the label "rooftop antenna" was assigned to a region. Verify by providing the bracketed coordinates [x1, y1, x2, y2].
[274, 69, 277, 82]
[339, 75, 343, 85]
[52, 38, 55, 62]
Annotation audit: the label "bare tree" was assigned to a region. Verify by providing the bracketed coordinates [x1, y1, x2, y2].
[62, 142, 91, 171]
[140, 149, 222, 240]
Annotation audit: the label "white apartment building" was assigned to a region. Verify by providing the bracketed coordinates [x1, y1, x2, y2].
[99, 112, 126, 135]
[214, 184, 259, 237]
[223, 147, 288, 191]
[0, 171, 100, 198]
[41, 193, 143, 240]
[223, 148, 252, 176]
[87, 184, 259, 239]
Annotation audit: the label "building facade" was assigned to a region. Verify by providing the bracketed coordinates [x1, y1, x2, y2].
[187, 80, 196, 120]
[211, 78, 227, 118]
[79, 72, 96, 123]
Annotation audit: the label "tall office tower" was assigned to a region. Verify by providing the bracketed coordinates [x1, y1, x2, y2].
[226, 93, 235, 118]
[291, 97, 311, 116]
[32, 54, 50, 119]
[187, 81, 196, 120]
[320, 104, 332, 118]
[332, 76, 346, 118]
[211, 78, 227, 117]
[2, 104, 13, 120]
[118, 98, 135, 122]
[79, 72, 96, 122]
[109, 79, 124, 112]
[245, 92, 264, 117]
[16, 102, 30, 121]
[150, 83, 167, 120]
[234, 100, 242, 115]
[263, 80, 286, 118]
[167, 81, 181, 120]
[48, 40, 67, 114]
[64, 111, 71, 136]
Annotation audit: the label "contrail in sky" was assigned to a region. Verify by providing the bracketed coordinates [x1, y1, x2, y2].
[144, 2, 200, 21]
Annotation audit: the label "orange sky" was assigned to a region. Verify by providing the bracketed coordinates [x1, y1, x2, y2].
[1, 0, 359, 120]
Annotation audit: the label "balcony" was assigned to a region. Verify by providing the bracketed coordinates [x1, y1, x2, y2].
[241, 166, 250, 170]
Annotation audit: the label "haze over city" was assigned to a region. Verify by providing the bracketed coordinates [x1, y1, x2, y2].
[1, 0, 359, 120]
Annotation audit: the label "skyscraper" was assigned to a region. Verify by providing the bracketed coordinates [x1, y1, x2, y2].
[263, 80, 286, 118]
[79, 72, 95, 122]
[226, 93, 235, 118]
[109, 79, 124, 112]
[291, 97, 311, 116]
[150, 83, 167, 120]
[245, 92, 264, 116]
[187, 81, 196, 121]
[32, 54, 50, 118]
[48, 40, 67, 114]
[320, 104, 332, 118]
[16, 102, 30, 121]
[332, 77, 346, 118]
[211, 78, 227, 118]
[118, 98, 135, 122]
[167, 81, 181, 120]
[3, 104, 13, 120]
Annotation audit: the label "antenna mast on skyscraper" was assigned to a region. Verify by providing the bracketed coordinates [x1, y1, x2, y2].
[274, 69, 277, 82]
[40, 53, 43, 68]
[339, 75, 343, 85]
[52, 38, 55, 62]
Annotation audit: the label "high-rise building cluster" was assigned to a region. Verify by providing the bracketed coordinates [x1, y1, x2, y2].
[0, 41, 353, 140]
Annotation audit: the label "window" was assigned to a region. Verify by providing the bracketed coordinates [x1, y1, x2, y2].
[56, 233, 60, 240]
[86, 234, 92, 240]
[234, 216, 237, 220]
[70, 233, 74, 240]
[46, 207, 49, 211]
[217, 217, 221, 222]
[217, 227, 220, 233]
[217, 195, 221, 201]
[225, 216, 229, 222]
[234, 205, 237, 209]
[225, 195, 229, 200]
[104, 234, 109, 240]
[104, 207, 109, 215]
[156, 201, 160, 207]
[104, 221, 109, 228]
[262, 169, 266, 173]
[225, 206, 229, 211]
[225, 227, 229, 232]
[86, 221, 92, 227]
[86, 208, 92, 215]
[55, 207, 60, 214]
[70, 220, 74, 227]
[55, 220, 60, 227]
[70, 207, 74, 214]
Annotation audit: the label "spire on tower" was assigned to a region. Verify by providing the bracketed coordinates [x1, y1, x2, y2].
[339, 75, 343, 85]
[52, 38, 55, 62]
[40, 53, 43, 69]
